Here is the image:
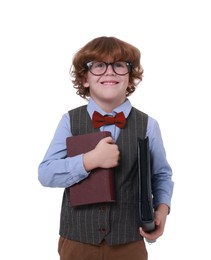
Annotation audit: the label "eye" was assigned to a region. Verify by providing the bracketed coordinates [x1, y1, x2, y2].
[114, 61, 126, 68]
[93, 62, 105, 69]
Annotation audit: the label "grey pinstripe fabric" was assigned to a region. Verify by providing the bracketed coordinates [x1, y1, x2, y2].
[59, 105, 148, 245]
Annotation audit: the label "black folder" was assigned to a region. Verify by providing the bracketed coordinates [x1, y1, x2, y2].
[138, 137, 155, 232]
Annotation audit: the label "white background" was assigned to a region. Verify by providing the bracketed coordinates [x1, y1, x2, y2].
[0, 0, 210, 259]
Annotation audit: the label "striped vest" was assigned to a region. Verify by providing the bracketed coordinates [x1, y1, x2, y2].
[59, 105, 148, 245]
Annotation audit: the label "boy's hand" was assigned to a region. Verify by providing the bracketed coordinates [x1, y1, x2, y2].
[139, 204, 168, 242]
[83, 137, 120, 171]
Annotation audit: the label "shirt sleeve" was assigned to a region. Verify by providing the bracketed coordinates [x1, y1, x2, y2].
[38, 113, 89, 188]
[146, 117, 174, 210]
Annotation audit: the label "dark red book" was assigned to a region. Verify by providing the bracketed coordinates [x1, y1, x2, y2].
[66, 131, 116, 207]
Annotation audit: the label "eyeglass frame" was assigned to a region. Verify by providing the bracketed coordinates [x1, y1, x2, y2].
[85, 61, 133, 76]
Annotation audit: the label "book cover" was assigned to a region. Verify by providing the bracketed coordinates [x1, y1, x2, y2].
[66, 131, 116, 207]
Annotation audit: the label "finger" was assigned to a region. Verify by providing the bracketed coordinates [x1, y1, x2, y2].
[139, 227, 157, 241]
[103, 136, 114, 144]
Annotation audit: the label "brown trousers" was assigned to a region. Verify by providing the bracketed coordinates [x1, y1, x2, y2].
[58, 237, 148, 260]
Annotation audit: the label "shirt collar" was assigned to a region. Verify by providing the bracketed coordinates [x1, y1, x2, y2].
[87, 97, 132, 119]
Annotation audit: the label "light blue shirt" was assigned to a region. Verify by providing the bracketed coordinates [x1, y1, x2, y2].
[38, 98, 174, 208]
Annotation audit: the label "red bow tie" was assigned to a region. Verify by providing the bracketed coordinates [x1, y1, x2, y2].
[92, 111, 126, 129]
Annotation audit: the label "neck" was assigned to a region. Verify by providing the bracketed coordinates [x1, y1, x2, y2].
[91, 98, 126, 113]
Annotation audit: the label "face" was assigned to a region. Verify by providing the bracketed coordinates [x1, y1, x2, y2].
[83, 62, 131, 111]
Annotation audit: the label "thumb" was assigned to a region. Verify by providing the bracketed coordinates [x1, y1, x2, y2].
[103, 136, 115, 144]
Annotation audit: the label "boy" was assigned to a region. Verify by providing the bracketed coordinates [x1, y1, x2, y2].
[38, 36, 174, 260]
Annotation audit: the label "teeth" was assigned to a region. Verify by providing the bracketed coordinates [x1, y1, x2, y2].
[102, 82, 116, 85]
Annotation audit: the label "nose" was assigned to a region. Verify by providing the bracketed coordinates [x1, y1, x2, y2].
[105, 64, 115, 75]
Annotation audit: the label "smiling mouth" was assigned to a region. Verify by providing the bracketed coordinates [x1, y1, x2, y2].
[100, 81, 119, 85]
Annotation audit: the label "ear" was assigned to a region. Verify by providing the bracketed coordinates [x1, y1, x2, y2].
[83, 81, 90, 88]
[127, 82, 132, 89]
[83, 76, 90, 88]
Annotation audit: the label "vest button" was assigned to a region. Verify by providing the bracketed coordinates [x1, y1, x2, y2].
[98, 227, 106, 232]
[99, 206, 106, 212]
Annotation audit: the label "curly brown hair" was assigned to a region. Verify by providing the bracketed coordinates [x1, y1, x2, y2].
[70, 36, 144, 99]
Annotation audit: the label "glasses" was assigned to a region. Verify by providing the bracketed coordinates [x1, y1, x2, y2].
[86, 61, 132, 76]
